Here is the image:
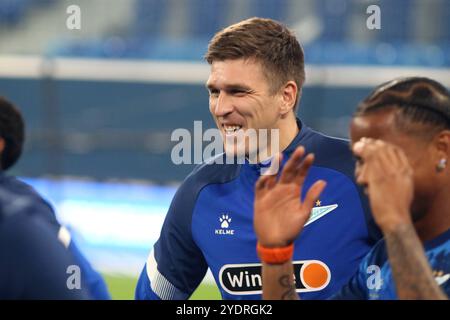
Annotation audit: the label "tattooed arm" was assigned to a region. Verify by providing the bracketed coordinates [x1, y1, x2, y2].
[353, 138, 447, 300]
[384, 223, 446, 299]
[261, 261, 298, 300]
[253, 147, 326, 300]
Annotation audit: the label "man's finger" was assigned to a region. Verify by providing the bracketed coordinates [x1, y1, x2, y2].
[393, 146, 413, 176]
[279, 146, 305, 183]
[355, 139, 404, 181]
[302, 180, 327, 213]
[255, 174, 272, 193]
[353, 138, 384, 160]
[293, 153, 314, 188]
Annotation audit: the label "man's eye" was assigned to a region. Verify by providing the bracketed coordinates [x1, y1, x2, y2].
[209, 90, 219, 97]
[230, 90, 247, 96]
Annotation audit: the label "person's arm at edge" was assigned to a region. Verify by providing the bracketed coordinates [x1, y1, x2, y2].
[383, 221, 447, 299]
[135, 166, 209, 300]
[262, 261, 298, 300]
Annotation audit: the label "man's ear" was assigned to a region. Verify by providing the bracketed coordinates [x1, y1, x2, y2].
[0, 138, 4, 154]
[433, 129, 450, 163]
[279, 81, 298, 115]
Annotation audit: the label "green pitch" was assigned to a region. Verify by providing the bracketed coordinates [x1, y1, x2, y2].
[103, 274, 222, 300]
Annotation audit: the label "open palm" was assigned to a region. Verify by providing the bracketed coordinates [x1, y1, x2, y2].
[254, 147, 327, 247]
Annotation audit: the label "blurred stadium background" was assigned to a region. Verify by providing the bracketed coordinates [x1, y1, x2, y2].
[0, 0, 449, 299]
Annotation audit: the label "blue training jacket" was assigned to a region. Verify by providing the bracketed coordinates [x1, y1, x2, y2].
[136, 119, 382, 300]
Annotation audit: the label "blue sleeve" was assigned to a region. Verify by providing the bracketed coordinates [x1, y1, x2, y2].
[25, 189, 111, 299]
[330, 245, 382, 300]
[67, 239, 111, 299]
[329, 268, 368, 300]
[135, 172, 209, 300]
[0, 213, 90, 299]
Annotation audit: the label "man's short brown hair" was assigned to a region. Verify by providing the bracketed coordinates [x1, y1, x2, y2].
[205, 17, 305, 110]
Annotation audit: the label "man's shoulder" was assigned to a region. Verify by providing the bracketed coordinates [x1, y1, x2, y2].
[0, 175, 55, 220]
[0, 174, 42, 197]
[167, 154, 240, 212]
[302, 128, 355, 178]
[184, 153, 240, 188]
[361, 238, 389, 266]
[305, 128, 352, 157]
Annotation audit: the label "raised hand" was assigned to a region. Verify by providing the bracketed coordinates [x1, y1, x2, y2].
[254, 146, 327, 248]
[352, 138, 414, 232]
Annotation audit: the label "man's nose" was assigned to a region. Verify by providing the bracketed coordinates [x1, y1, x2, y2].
[213, 92, 234, 117]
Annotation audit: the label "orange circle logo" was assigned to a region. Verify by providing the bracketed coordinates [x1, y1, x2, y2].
[301, 261, 330, 289]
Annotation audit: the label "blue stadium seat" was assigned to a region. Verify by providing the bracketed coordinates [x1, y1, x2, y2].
[0, 0, 56, 26]
[133, 0, 168, 37]
[0, 0, 29, 25]
[189, 0, 229, 37]
[252, 0, 289, 21]
[377, 0, 412, 43]
[441, 1, 450, 44]
[45, 0, 450, 67]
[315, 0, 352, 42]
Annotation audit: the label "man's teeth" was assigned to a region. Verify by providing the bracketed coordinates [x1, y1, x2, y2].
[224, 125, 242, 133]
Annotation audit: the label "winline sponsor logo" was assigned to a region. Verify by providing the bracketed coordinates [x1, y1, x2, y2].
[219, 260, 331, 295]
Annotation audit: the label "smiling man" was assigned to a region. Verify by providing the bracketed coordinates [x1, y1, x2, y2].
[135, 17, 381, 300]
